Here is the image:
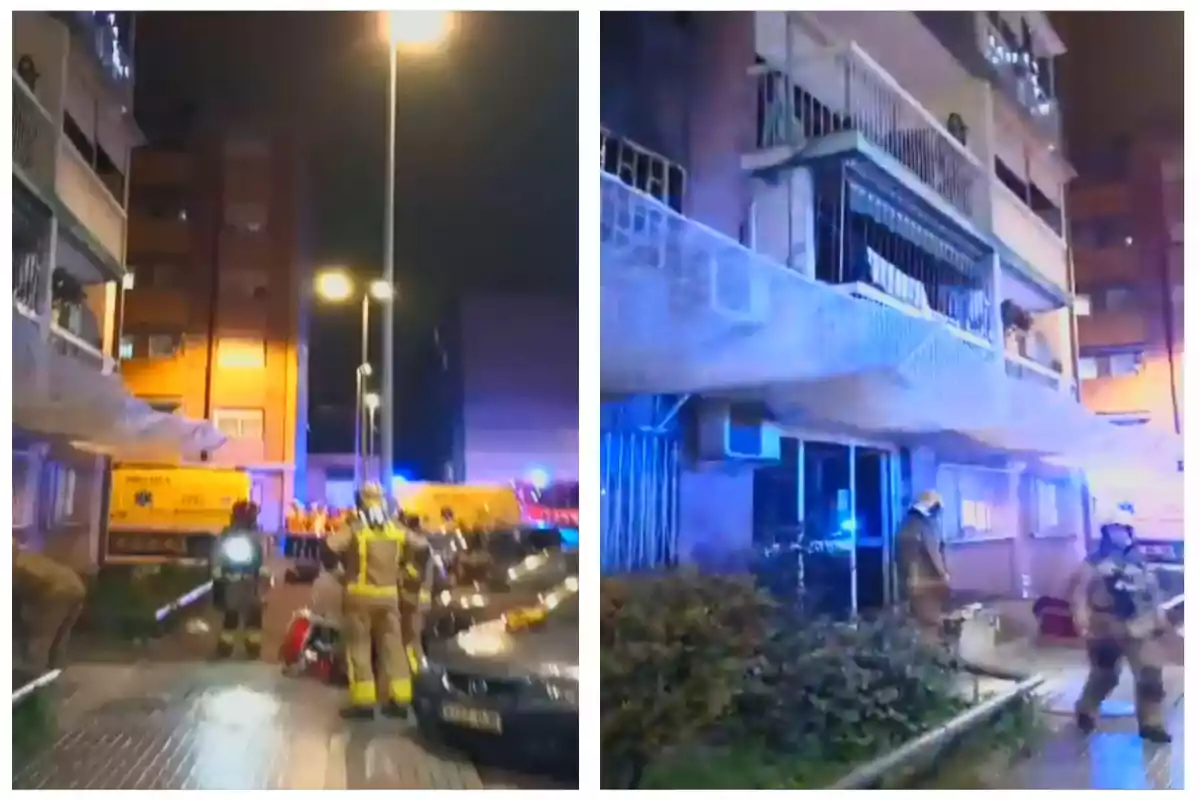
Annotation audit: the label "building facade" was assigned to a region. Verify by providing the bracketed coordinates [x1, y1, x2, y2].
[1068, 132, 1184, 539]
[599, 11, 1176, 611]
[120, 132, 311, 533]
[13, 12, 222, 571]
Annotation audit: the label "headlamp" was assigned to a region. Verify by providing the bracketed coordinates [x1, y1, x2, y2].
[222, 536, 254, 565]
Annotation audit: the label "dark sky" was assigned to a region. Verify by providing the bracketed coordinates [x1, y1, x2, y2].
[1051, 11, 1183, 156]
[134, 11, 579, 416]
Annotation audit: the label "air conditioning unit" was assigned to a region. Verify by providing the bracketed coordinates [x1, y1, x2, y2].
[695, 400, 782, 462]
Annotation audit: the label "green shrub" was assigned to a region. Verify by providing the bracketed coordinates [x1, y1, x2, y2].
[730, 607, 969, 764]
[600, 570, 775, 788]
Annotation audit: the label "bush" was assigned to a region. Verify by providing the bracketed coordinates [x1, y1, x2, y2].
[729, 607, 969, 764]
[600, 570, 775, 788]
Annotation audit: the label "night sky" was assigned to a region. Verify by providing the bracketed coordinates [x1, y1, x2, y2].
[133, 11, 579, 463]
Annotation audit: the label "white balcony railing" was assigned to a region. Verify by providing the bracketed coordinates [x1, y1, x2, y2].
[752, 43, 988, 225]
[991, 181, 1069, 290]
[979, 15, 1063, 145]
[12, 71, 57, 194]
[1003, 352, 1062, 391]
[56, 140, 126, 264]
[49, 324, 114, 375]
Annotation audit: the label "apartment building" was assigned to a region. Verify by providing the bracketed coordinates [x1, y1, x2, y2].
[13, 12, 223, 571]
[1067, 133, 1184, 539]
[599, 11, 1179, 611]
[120, 132, 311, 533]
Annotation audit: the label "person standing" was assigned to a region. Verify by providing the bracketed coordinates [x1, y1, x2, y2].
[212, 501, 271, 659]
[895, 490, 951, 645]
[1069, 510, 1172, 742]
[325, 482, 426, 719]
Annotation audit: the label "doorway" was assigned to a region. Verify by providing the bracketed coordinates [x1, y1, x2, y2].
[800, 439, 896, 618]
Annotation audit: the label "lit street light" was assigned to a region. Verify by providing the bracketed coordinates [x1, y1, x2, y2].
[379, 10, 454, 488]
[314, 267, 396, 483]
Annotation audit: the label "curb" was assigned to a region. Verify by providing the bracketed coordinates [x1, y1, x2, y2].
[827, 674, 1046, 789]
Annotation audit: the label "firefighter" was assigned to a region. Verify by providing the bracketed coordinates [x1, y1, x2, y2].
[896, 489, 951, 645]
[1069, 509, 1172, 742]
[397, 513, 433, 682]
[13, 540, 87, 673]
[325, 482, 427, 719]
[212, 500, 270, 659]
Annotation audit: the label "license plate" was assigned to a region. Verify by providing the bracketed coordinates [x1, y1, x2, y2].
[440, 703, 502, 734]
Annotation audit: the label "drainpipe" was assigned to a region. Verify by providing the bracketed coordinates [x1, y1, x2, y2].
[201, 139, 221, 427]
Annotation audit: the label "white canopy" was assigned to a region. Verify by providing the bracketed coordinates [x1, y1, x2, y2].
[13, 314, 226, 462]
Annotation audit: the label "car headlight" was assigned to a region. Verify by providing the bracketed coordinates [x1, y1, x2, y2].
[454, 619, 510, 658]
[222, 536, 254, 565]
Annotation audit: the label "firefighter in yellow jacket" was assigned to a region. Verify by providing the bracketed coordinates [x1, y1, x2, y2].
[1068, 509, 1172, 743]
[325, 482, 428, 719]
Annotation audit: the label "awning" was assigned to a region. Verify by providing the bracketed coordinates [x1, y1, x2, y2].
[13, 315, 226, 462]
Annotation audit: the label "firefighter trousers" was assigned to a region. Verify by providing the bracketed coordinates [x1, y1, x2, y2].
[217, 580, 264, 657]
[344, 595, 411, 709]
[1076, 634, 1166, 729]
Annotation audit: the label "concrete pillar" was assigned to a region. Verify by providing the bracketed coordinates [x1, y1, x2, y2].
[1008, 463, 1031, 599]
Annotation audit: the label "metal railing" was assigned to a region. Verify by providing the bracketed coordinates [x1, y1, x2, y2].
[49, 325, 111, 373]
[979, 16, 1062, 145]
[600, 127, 686, 214]
[13, 192, 51, 314]
[12, 72, 57, 193]
[813, 183, 997, 345]
[753, 45, 987, 225]
[1004, 354, 1061, 390]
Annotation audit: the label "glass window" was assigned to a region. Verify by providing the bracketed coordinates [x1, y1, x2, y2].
[52, 465, 77, 523]
[217, 337, 266, 368]
[119, 335, 135, 360]
[1109, 352, 1142, 377]
[147, 333, 182, 359]
[1103, 287, 1136, 312]
[1074, 294, 1091, 316]
[213, 408, 265, 440]
[1077, 357, 1099, 381]
[1034, 479, 1059, 532]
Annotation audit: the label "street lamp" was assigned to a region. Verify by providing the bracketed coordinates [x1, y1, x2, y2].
[364, 391, 382, 476]
[314, 268, 395, 482]
[379, 10, 453, 486]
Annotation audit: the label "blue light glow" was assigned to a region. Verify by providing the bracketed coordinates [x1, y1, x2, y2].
[559, 528, 579, 550]
[839, 517, 858, 534]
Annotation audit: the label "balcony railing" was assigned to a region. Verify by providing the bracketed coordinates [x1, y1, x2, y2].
[979, 16, 1062, 145]
[601, 127, 686, 214]
[752, 44, 987, 225]
[14, 186, 52, 314]
[57, 140, 126, 264]
[12, 72, 56, 194]
[1004, 354, 1061, 391]
[49, 324, 112, 374]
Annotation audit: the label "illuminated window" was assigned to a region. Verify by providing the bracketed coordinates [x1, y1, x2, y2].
[1034, 478, 1059, 532]
[147, 333, 182, 359]
[1108, 352, 1142, 377]
[1074, 294, 1091, 317]
[960, 499, 993, 534]
[119, 335, 135, 360]
[213, 408, 264, 440]
[1077, 357, 1098, 381]
[51, 464, 77, 523]
[217, 337, 266, 368]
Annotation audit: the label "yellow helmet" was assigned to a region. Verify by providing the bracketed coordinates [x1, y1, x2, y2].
[915, 490, 943, 511]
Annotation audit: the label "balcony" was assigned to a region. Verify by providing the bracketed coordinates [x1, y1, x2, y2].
[1004, 354, 1062, 391]
[991, 181, 1069, 291]
[56, 139, 126, 265]
[978, 14, 1063, 145]
[749, 43, 988, 228]
[12, 72, 57, 197]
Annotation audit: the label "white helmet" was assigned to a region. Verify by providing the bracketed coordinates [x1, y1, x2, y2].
[1098, 507, 1135, 530]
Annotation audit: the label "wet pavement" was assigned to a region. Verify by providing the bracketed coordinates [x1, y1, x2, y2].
[13, 577, 574, 790]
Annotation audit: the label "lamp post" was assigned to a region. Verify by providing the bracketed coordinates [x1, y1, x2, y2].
[315, 268, 394, 482]
[364, 391, 381, 478]
[379, 10, 454, 487]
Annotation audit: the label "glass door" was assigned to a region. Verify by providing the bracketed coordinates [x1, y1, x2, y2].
[853, 447, 893, 614]
[802, 441, 854, 618]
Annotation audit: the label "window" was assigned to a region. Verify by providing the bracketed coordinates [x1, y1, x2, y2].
[1071, 215, 1131, 249]
[1077, 357, 1098, 381]
[1109, 352, 1142, 377]
[119, 335, 135, 360]
[1074, 294, 1091, 317]
[217, 337, 266, 368]
[1103, 287, 1136, 312]
[225, 202, 268, 234]
[938, 465, 1007, 542]
[147, 333, 182, 359]
[13, 453, 35, 530]
[1033, 478, 1060, 533]
[221, 269, 269, 300]
[51, 464, 77, 524]
[213, 408, 264, 440]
